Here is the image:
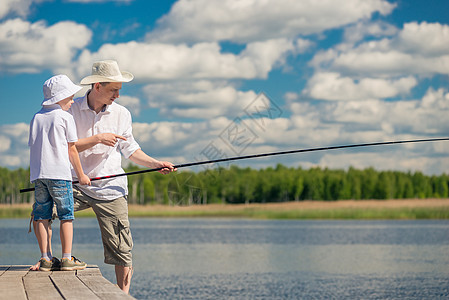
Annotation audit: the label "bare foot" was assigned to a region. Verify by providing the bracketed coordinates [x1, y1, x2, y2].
[29, 260, 40, 271]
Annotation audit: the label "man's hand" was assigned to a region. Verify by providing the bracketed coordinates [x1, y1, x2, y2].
[98, 133, 127, 147]
[129, 149, 177, 174]
[157, 161, 177, 175]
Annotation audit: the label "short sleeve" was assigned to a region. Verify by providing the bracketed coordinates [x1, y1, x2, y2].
[65, 114, 78, 143]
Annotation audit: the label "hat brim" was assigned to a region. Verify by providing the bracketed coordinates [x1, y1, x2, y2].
[80, 71, 134, 85]
[42, 85, 83, 106]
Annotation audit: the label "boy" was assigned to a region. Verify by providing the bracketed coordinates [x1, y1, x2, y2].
[29, 74, 91, 271]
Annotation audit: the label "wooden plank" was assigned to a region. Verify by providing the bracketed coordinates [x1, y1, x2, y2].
[1, 265, 30, 276]
[23, 271, 63, 300]
[50, 271, 101, 300]
[76, 266, 135, 299]
[77, 265, 102, 276]
[0, 265, 8, 276]
[77, 275, 135, 300]
[0, 275, 27, 300]
[0, 265, 133, 300]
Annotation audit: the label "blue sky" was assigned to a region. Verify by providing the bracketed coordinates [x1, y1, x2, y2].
[0, 0, 448, 175]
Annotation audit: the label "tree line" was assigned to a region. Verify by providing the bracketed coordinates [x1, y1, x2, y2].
[1, 164, 448, 205]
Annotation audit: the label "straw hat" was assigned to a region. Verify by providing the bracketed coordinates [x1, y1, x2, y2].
[80, 60, 134, 85]
[42, 74, 82, 106]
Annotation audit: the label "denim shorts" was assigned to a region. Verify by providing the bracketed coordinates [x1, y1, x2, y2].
[33, 179, 74, 221]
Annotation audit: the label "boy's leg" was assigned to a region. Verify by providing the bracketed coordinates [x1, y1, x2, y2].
[48, 180, 74, 255]
[51, 183, 87, 271]
[30, 218, 53, 271]
[60, 220, 73, 256]
[35, 220, 50, 259]
[32, 180, 54, 270]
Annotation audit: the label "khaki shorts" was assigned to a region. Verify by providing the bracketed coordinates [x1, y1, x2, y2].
[73, 187, 133, 267]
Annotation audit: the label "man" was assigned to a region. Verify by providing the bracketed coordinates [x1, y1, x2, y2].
[71, 60, 175, 293]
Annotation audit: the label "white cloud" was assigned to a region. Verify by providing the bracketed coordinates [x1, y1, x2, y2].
[74, 38, 300, 81]
[0, 0, 33, 19]
[290, 87, 449, 137]
[146, 0, 395, 43]
[0, 136, 11, 152]
[387, 88, 449, 135]
[0, 123, 30, 168]
[303, 72, 417, 101]
[344, 20, 398, 44]
[2, 86, 448, 174]
[0, 18, 92, 73]
[397, 22, 449, 56]
[311, 22, 449, 77]
[143, 80, 258, 119]
[115, 95, 141, 116]
[318, 149, 449, 174]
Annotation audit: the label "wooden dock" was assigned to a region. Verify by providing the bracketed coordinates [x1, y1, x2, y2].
[0, 265, 135, 300]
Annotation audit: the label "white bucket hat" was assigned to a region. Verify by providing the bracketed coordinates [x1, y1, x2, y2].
[80, 60, 134, 85]
[42, 74, 82, 106]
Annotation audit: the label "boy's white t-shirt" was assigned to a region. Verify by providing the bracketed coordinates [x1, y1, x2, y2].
[29, 105, 78, 182]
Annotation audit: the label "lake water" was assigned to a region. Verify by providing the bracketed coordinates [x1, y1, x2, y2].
[1, 218, 449, 299]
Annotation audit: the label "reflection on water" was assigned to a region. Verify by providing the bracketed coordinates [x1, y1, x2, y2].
[1, 218, 449, 299]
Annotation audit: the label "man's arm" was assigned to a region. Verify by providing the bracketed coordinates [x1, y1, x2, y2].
[129, 149, 176, 174]
[76, 133, 127, 152]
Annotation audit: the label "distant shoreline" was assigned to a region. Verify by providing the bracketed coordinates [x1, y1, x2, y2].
[1, 199, 449, 219]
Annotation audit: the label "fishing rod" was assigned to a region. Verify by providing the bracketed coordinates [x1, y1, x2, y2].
[19, 137, 449, 193]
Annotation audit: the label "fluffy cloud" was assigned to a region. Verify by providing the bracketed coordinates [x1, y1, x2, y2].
[73, 38, 302, 81]
[0, 18, 91, 73]
[317, 150, 449, 174]
[131, 87, 449, 174]
[146, 0, 395, 43]
[0, 135, 11, 152]
[303, 72, 417, 101]
[0, 0, 34, 19]
[115, 95, 141, 116]
[0, 123, 29, 168]
[143, 80, 258, 119]
[311, 22, 449, 77]
[343, 20, 398, 44]
[290, 87, 449, 137]
[397, 22, 449, 56]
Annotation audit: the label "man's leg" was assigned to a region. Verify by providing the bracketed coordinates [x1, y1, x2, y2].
[115, 265, 133, 294]
[73, 187, 133, 293]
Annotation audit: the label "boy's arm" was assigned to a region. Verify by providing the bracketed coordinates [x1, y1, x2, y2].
[68, 142, 91, 185]
[75, 133, 127, 152]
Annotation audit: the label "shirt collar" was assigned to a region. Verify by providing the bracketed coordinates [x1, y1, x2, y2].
[41, 104, 61, 111]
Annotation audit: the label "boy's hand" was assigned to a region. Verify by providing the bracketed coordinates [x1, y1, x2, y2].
[79, 174, 91, 186]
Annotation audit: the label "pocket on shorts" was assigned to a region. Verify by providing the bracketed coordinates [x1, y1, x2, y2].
[117, 216, 133, 252]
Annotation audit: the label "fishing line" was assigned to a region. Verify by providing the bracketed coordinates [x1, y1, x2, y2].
[19, 137, 449, 193]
